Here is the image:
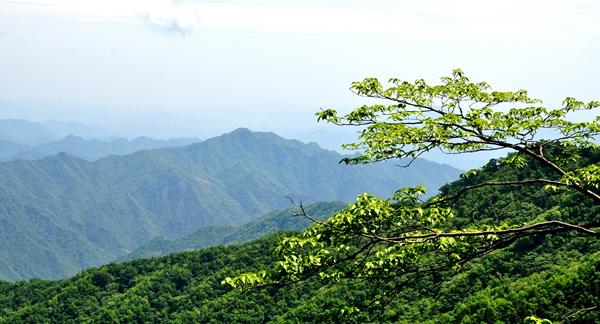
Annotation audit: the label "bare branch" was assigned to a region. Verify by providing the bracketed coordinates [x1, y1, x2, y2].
[560, 305, 599, 323]
[378, 220, 600, 243]
[428, 179, 570, 207]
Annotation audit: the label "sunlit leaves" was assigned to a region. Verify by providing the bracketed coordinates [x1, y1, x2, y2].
[222, 271, 266, 289]
[315, 70, 599, 173]
[226, 188, 510, 288]
[561, 164, 600, 190]
[226, 70, 600, 307]
[524, 315, 554, 324]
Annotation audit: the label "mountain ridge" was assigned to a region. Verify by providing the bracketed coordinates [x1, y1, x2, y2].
[4, 134, 202, 162]
[0, 128, 461, 281]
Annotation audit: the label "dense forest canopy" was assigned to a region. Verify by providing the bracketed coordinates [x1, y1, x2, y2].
[1, 156, 598, 322]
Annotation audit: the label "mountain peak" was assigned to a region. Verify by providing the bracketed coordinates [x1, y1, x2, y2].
[225, 128, 288, 142]
[62, 134, 84, 141]
[222, 128, 276, 143]
[228, 127, 254, 136]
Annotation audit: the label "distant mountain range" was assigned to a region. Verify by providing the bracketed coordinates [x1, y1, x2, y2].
[0, 128, 461, 281]
[0, 140, 28, 160]
[116, 201, 346, 262]
[0, 118, 107, 145]
[10, 135, 201, 161]
[0, 119, 202, 161]
[0, 119, 56, 146]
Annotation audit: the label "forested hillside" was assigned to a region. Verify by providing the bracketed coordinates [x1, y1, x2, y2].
[117, 201, 345, 262]
[0, 153, 597, 323]
[0, 128, 460, 281]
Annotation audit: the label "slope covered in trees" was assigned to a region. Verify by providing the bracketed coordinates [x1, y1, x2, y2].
[0, 128, 459, 281]
[0, 154, 598, 323]
[117, 201, 345, 262]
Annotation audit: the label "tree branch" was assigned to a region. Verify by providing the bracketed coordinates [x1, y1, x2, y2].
[428, 179, 570, 207]
[560, 305, 599, 323]
[378, 220, 600, 243]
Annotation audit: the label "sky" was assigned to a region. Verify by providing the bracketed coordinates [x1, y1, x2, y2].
[0, 0, 599, 167]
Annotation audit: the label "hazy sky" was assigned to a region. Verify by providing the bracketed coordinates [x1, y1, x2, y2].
[0, 0, 599, 159]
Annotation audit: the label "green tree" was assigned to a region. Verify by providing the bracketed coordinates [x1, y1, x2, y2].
[225, 69, 600, 298]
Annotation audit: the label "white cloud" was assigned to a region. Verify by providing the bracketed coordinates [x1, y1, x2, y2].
[139, 2, 202, 36]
